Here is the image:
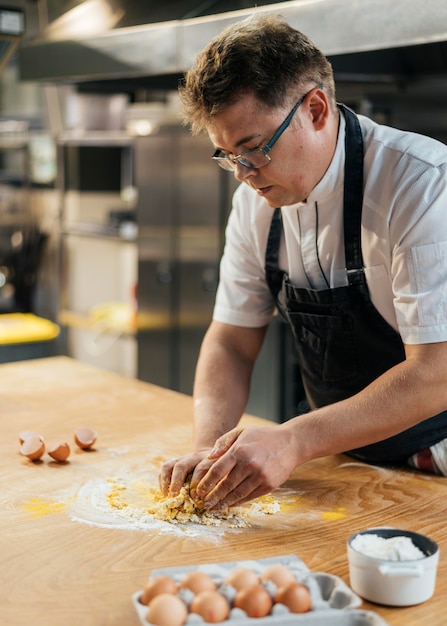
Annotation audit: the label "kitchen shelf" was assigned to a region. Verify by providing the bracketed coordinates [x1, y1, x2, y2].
[60, 307, 212, 334]
[62, 222, 137, 242]
[59, 308, 136, 337]
[57, 131, 132, 146]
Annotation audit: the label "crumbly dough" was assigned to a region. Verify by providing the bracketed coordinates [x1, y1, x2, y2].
[145, 484, 251, 527]
[105, 478, 279, 528]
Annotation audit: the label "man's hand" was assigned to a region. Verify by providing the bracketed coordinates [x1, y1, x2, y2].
[192, 424, 298, 509]
[159, 449, 214, 497]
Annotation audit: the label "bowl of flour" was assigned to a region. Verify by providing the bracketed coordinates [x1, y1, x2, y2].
[347, 527, 439, 606]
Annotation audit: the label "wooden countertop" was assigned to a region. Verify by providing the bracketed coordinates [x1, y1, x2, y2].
[1, 356, 445, 626]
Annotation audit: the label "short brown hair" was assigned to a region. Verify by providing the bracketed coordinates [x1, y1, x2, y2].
[179, 13, 336, 134]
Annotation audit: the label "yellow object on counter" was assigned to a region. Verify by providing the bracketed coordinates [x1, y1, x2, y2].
[0, 313, 59, 344]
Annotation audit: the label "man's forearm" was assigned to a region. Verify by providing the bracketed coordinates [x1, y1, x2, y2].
[192, 348, 252, 450]
[192, 322, 266, 450]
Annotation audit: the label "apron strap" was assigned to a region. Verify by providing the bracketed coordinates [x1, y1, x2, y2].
[340, 104, 366, 286]
[265, 207, 283, 298]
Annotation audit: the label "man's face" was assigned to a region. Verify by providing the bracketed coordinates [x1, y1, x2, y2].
[207, 89, 332, 207]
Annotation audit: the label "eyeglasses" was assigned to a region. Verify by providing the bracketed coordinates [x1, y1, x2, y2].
[212, 85, 321, 171]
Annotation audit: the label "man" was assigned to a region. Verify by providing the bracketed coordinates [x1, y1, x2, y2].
[160, 14, 447, 509]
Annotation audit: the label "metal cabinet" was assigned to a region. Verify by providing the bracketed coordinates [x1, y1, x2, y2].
[136, 128, 227, 393]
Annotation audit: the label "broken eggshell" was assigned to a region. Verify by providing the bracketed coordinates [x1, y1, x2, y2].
[21, 435, 46, 461]
[48, 442, 71, 462]
[19, 430, 43, 445]
[74, 427, 98, 450]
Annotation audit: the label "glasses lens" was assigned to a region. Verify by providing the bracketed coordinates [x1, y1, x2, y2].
[212, 149, 270, 171]
[213, 158, 235, 171]
[239, 151, 271, 168]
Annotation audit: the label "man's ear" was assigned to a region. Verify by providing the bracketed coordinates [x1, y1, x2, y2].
[309, 88, 330, 131]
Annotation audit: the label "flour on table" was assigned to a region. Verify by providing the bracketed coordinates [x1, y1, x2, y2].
[68, 475, 280, 539]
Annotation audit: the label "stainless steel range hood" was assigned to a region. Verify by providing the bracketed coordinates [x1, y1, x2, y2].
[18, 0, 447, 84]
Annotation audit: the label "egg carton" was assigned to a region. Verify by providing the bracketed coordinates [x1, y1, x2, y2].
[132, 554, 389, 625]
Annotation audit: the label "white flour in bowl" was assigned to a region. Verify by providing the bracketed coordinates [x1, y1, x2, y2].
[351, 533, 426, 561]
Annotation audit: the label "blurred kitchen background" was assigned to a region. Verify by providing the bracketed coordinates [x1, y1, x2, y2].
[1, 0, 446, 421]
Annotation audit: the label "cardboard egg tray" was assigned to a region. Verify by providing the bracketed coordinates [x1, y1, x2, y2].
[132, 554, 389, 625]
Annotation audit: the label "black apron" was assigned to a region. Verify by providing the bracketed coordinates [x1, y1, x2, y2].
[265, 105, 447, 464]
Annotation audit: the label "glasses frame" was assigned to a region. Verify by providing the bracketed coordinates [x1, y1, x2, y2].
[212, 85, 321, 171]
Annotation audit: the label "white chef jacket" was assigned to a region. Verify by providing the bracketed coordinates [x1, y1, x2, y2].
[213, 112, 447, 345]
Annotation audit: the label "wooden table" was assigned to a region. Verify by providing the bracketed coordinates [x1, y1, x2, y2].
[0, 356, 445, 626]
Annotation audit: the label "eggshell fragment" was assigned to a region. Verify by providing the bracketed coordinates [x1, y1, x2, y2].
[260, 564, 296, 588]
[140, 576, 178, 605]
[145, 593, 187, 626]
[179, 570, 216, 594]
[275, 581, 312, 613]
[21, 436, 45, 461]
[234, 584, 273, 617]
[190, 590, 230, 623]
[48, 442, 71, 462]
[74, 427, 97, 449]
[19, 430, 43, 444]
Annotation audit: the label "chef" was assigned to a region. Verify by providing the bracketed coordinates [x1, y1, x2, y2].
[160, 14, 447, 509]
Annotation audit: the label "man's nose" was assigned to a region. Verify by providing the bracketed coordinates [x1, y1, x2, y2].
[233, 162, 256, 182]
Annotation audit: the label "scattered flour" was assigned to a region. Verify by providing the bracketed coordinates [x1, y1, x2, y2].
[67, 475, 280, 540]
[351, 534, 426, 561]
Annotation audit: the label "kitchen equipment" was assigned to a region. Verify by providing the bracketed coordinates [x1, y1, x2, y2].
[347, 527, 439, 606]
[0, 313, 59, 362]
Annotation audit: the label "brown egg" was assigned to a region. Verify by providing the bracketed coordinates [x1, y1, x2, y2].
[140, 576, 178, 605]
[234, 584, 273, 618]
[48, 442, 71, 462]
[19, 430, 43, 444]
[190, 590, 230, 623]
[260, 564, 296, 588]
[145, 593, 187, 626]
[74, 427, 97, 449]
[21, 435, 45, 461]
[225, 567, 259, 590]
[275, 581, 312, 613]
[179, 570, 216, 594]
